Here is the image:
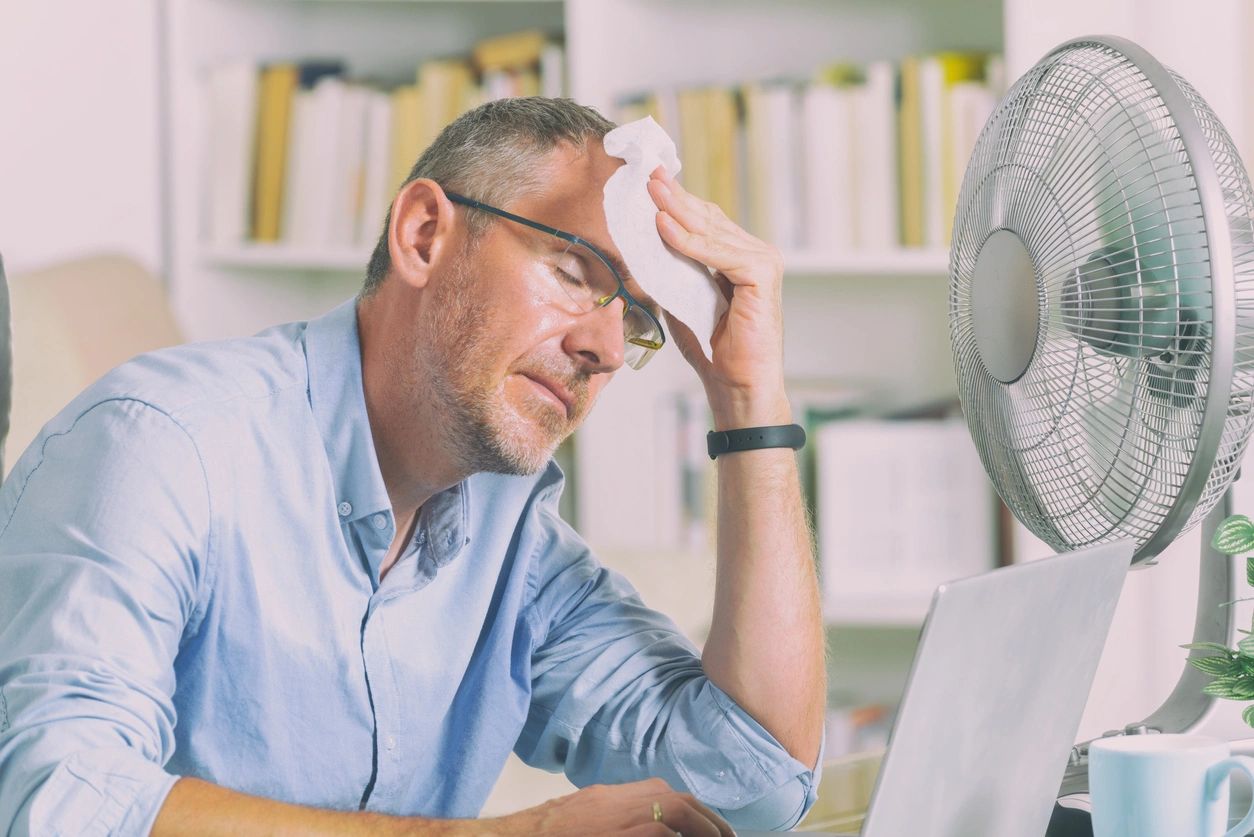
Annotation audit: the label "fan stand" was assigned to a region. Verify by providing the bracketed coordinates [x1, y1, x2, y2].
[1059, 487, 1244, 796]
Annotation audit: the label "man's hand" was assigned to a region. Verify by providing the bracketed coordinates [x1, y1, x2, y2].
[646, 166, 790, 430]
[483, 777, 734, 836]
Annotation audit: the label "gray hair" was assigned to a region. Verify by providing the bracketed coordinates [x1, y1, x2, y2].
[361, 96, 616, 296]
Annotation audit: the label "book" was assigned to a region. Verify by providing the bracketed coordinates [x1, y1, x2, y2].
[540, 42, 566, 98]
[918, 57, 945, 248]
[205, 60, 259, 246]
[744, 81, 802, 250]
[328, 83, 369, 248]
[704, 87, 742, 226]
[284, 75, 346, 247]
[897, 58, 924, 248]
[389, 84, 423, 194]
[801, 76, 856, 252]
[936, 53, 988, 245]
[416, 58, 474, 152]
[251, 63, 299, 242]
[677, 88, 711, 200]
[357, 88, 393, 247]
[815, 416, 996, 615]
[855, 61, 898, 250]
[472, 29, 548, 73]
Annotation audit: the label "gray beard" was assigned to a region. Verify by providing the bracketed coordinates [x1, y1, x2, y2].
[420, 254, 572, 477]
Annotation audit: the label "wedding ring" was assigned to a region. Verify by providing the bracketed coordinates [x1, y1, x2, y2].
[652, 801, 664, 823]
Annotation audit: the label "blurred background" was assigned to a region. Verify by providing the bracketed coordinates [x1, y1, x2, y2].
[5, 0, 1254, 829]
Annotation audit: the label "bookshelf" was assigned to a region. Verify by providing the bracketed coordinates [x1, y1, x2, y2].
[205, 243, 953, 278]
[158, 0, 1254, 796]
[160, 0, 999, 654]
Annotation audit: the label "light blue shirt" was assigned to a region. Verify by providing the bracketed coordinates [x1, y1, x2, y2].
[0, 299, 817, 835]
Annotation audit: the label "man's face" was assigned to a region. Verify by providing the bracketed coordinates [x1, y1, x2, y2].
[418, 141, 639, 476]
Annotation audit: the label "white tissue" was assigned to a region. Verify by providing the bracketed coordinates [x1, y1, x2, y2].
[602, 116, 728, 362]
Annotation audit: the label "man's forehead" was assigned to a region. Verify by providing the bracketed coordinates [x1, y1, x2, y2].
[521, 142, 647, 294]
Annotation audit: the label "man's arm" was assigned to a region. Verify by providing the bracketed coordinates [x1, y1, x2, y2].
[647, 167, 827, 768]
[0, 400, 728, 836]
[156, 775, 732, 836]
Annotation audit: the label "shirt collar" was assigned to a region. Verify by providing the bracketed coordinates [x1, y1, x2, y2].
[304, 297, 391, 524]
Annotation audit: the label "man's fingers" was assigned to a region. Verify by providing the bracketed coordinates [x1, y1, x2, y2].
[656, 210, 771, 282]
[675, 793, 736, 837]
[647, 175, 746, 244]
[652, 796, 726, 837]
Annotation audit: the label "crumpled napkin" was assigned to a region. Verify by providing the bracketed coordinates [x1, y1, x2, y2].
[602, 116, 728, 361]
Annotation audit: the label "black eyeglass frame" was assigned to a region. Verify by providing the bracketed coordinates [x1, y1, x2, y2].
[442, 189, 666, 366]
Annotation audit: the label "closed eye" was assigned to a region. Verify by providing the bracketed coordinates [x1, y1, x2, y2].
[555, 266, 589, 289]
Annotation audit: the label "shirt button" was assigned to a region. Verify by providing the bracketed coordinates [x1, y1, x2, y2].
[337, 501, 353, 517]
[385, 735, 397, 751]
[717, 770, 727, 779]
[372, 513, 387, 530]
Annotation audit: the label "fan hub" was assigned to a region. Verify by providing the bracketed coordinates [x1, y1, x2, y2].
[971, 229, 1040, 384]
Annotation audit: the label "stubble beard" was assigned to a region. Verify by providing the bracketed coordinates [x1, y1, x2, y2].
[421, 250, 589, 477]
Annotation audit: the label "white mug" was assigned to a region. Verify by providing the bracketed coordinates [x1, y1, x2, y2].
[1089, 734, 1254, 837]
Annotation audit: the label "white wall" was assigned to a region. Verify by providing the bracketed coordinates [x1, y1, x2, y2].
[0, 1, 163, 277]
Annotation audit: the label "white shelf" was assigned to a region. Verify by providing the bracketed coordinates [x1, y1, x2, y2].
[784, 248, 950, 277]
[203, 244, 951, 277]
[204, 245, 373, 273]
[824, 593, 934, 627]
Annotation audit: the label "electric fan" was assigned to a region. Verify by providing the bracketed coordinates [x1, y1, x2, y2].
[949, 35, 1254, 792]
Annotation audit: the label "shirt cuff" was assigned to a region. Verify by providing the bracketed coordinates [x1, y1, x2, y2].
[22, 747, 178, 837]
[663, 680, 821, 831]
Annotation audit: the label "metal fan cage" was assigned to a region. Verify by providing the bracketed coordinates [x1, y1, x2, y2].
[950, 37, 1254, 562]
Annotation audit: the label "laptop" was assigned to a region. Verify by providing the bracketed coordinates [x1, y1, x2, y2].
[743, 539, 1132, 836]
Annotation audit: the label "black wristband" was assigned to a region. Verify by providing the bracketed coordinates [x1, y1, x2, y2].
[707, 423, 806, 459]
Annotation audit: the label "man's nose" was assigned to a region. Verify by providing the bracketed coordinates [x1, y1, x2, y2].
[564, 298, 625, 374]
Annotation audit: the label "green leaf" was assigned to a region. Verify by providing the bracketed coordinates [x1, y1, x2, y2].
[1181, 642, 1237, 656]
[1240, 657, 1254, 676]
[1242, 705, 1254, 728]
[1211, 678, 1254, 700]
[1190, 656, 1244, 676]
[1213, 515, 1254, 555]
[1238, 634, 1254, 657]
[1205, 679, 1246, 700]
[1248, 556, 1254, 588]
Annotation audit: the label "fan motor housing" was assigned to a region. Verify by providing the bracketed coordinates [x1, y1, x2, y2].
[971, 229, 1040, 384]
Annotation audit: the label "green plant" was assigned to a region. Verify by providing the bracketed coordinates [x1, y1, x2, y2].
[1186, 514, 1254, 727]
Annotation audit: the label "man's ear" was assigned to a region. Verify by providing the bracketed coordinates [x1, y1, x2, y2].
[387, 179, 459, 290]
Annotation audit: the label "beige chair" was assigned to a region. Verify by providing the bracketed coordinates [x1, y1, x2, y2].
[5, 253, 183, 475]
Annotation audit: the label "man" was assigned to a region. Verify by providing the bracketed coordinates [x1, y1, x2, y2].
[0, 98, 824, 835]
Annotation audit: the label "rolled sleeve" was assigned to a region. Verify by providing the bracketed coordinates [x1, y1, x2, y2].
[0, 398, 210, 836]
[515, 513, 820, 830]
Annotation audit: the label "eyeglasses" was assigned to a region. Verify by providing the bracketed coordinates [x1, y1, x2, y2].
[443, 190, 666, 370]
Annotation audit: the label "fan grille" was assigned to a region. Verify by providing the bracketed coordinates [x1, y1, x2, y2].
[950, 39, 1254, 560]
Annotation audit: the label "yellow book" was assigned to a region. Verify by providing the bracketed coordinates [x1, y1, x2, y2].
[898, 57, 924, 248]
[472, 29, 547, 73]
[515, 69, 541, 98]
[417, 59, 474, 152]
[742, 84, 772, 240]
[678, 88, 710, 200]
[389, 84, 422, 194]
[704, 87, 741, 224]
[251, 63, 298, 242]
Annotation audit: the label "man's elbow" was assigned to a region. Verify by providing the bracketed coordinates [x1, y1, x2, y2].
[716, 772, 816, 832]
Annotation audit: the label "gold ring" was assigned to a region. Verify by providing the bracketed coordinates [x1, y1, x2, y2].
[652, 801, 664, 823]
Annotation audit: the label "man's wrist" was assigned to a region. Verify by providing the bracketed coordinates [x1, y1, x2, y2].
[707, 386, 791, 431]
